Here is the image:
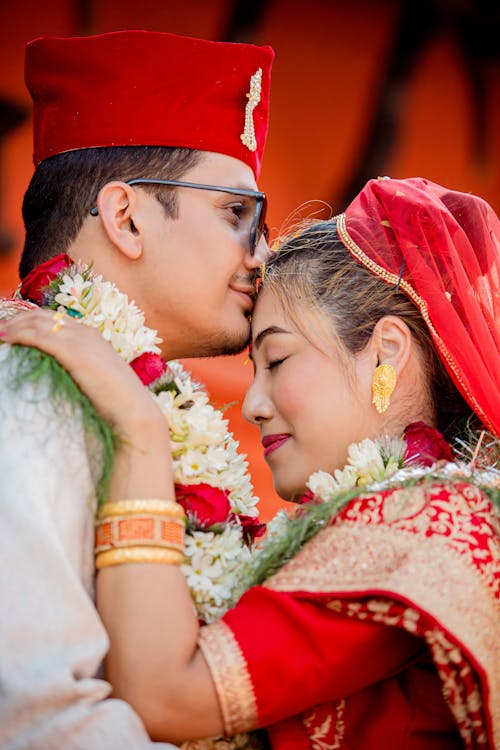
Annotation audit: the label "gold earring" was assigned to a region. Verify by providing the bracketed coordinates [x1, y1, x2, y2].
[372, 363, 396, 414]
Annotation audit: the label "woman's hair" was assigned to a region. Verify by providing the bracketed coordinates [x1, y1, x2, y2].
[20, 145, 201, 278]
[263, 220, 476, 441]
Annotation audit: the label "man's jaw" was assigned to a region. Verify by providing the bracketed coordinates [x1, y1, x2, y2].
[161, 320, 251, 360]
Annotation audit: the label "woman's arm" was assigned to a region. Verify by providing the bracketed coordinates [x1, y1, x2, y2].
[98, 560, 222, 741]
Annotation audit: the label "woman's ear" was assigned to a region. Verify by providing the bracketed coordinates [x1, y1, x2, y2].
[94, 181, 143, 260]
[371, 315, 413, 374]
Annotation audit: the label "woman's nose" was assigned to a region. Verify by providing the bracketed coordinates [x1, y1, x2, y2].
[242, 381, 273, 425]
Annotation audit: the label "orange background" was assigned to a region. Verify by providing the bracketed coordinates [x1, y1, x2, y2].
[1, 0, 498, 519]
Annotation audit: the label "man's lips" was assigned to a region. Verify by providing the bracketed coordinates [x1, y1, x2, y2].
[230, 286, 255, 310]
[261, 433, 291, 457]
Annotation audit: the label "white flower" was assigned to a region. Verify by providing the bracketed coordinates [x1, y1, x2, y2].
[347, 438, 386, 485]
[55, 273, 92, 309]
[98, 283, 128, 320]
[332, 464, 358, 491]
[54, 269, 162, 360]
[307, 466, 358, 500]
[307, 470, 339, 499]
[304, 433, 411, 504]
[265, 510, 291, 540]
[182, 525, 252, 622]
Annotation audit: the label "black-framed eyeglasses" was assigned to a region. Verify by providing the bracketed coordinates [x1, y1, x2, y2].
[90, 178, 268, 255]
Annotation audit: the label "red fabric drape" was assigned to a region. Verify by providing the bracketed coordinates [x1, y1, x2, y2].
[337, 177, 500, 436]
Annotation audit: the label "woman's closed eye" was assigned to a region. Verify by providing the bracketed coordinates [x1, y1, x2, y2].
[267, 357, 287, 371]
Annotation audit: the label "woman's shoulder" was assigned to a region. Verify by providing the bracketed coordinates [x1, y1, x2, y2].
[266, 474, 499, 611]
[341, 477, 494, 522]
[327, 477, 498, 598]
[338, 477, 497, 551]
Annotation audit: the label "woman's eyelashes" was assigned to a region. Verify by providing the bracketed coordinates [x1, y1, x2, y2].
[266, 357, 286, 371]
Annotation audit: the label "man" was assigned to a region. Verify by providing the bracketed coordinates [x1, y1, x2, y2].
[0, 30, 273, 749]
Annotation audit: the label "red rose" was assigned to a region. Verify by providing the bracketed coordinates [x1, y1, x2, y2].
[19, 253, 71, 305]
[403, 421, 454, 467]
[230, 513, 266, 545]
[297, 489, 316, 505]
[175, 483, 231, 528]
[129, 352, 168, 385]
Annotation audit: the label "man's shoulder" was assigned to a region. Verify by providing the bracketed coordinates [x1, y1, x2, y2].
[0, 343, 84, 436]
[0, 344, 103, 512]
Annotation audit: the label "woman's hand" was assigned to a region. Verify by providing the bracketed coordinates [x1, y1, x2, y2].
[0, 307, 174, 501]
[0, 308, 164, 434]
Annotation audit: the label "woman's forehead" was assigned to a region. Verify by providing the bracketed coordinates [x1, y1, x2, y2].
[251, 287, 334, 349]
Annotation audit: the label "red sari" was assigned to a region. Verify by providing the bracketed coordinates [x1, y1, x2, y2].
[199, 480, 499, 748]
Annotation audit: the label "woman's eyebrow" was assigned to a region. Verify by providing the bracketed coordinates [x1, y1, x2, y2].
[252, 325, 291, 350]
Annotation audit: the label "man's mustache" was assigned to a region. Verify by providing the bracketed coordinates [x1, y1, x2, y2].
[230, 272, 258, 294]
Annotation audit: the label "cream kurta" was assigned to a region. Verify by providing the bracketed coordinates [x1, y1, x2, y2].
[0, 345, 177, 750]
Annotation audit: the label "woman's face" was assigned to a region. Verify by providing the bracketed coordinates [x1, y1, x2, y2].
[243, 288, 377, 501]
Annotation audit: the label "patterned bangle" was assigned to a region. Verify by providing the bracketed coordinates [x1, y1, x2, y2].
[96, 546, 184, 569]
[97, 499, 185, 521]
[95, 514, 185, 554]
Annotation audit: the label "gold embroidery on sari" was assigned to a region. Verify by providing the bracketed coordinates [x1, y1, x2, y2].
[198, 620, 258, 736]
[326, 598, 491, 748]
[302, 700, 346, 749]
[264, 482, 499, 750]
[182, 732, 265, 749]
[425, 628, 489, 747]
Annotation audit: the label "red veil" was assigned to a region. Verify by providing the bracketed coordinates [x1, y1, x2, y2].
[336, 177, 500, 437]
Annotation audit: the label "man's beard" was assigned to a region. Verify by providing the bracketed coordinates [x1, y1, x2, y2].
[166, 271, 257, 359]
[183, 320, 251, 358]
[158, 309, 253, 360]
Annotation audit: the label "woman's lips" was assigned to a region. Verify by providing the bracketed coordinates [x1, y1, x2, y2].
[261, 433, 291, 457]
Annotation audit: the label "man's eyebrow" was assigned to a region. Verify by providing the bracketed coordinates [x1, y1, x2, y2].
[232, 182, 259, 191]
[252, 325, 290, 351]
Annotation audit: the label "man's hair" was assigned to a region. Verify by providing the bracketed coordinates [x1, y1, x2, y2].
[20, 146, 201, 278]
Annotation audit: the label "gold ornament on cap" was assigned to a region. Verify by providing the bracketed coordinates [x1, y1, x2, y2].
[372, 363, 396, 414]
[241, 68, 262, 152]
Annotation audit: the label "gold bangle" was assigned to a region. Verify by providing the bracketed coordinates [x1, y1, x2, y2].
[95, 515, 185, 554]
[96, 546, 184, 569]
[97, 499, 185, 522]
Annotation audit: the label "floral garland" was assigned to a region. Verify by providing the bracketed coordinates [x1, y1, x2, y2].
[17, 254, 265, 625]
[234, 422, 499, 598]
[306, 421, 498, 502]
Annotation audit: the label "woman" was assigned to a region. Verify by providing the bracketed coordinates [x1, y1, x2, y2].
[1, 177, 498, 749]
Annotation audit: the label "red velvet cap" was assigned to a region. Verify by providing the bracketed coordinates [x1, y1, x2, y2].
[25, 30, 274, 177]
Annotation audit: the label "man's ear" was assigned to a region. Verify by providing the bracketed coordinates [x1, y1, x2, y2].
[95, 181, 143, 260]
[371, 315, 413, 374]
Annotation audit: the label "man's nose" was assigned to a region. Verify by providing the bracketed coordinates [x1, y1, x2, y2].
[245, 235, 270, 270]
